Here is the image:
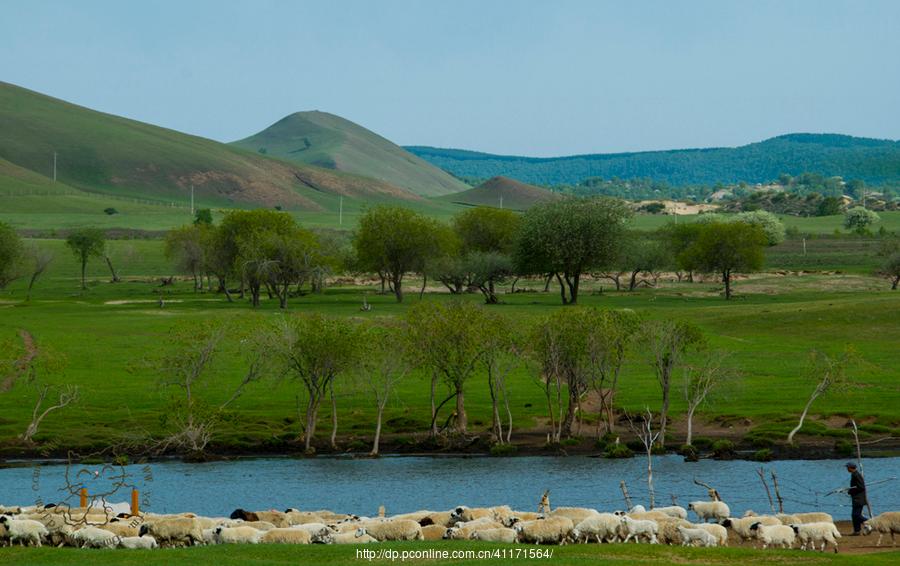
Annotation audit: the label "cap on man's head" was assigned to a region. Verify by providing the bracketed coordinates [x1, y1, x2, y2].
[845, 462, 857, 468]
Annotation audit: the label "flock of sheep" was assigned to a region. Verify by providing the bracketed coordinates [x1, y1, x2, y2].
[1, 500, 898, 552]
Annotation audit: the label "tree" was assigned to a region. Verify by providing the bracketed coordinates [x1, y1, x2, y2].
[0, 221, 24, 289]
[353, 206, 448, 302]
[661, 222, 703, 282]
[406, 301, 487, 436]
[269, 314, 362, 452]
[584, 309, 640, 435]
[165, 225, 208, 291]
[465, 251, 514, 304]
[24, 243, 54, 301]
[194, 208, 213, 225]
[452, 207, 520, 304]
[787, 349, 854, 444]
[843, 207, 880, 235]
[681, 352, 735, 446]
[478, 311, 519, 444]
[514, 197, 631, 304]
[681, 221, 766, 299]
[65, 228, 105, 290]
[642, 319, 705, 447]
[358, 321, 410, 455]
[735, 210, 785, 246]
[882, 253, 900, 290]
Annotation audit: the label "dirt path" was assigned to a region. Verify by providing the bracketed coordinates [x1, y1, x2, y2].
[0, 329, 37, 392]
[723, 520, 896, 555]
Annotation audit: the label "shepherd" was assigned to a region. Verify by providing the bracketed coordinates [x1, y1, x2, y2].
[844, 462, 868, 535]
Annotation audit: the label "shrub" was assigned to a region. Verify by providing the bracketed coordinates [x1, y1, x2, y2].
[626, 439, 644, 452]
[692, 437, 714, 449]
[752, 448, 773, 462]
[490, 443, 518, 456]
[679, 444, 698, 459]
[651, 444, 667, 455]
[835, 440, 855, 457]
[561, 438, 581, 447]
[711, 439, 735, 459]
[604, 443, 634, 459]
[103, 207, 118, 215]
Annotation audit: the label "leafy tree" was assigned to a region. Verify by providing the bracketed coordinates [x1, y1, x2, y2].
[477, 310, 520, 444]
[816, 196, 843, 216]
[735, 210, 785, 246]
[0, 221, 23, 290]
[680, 221, 767, 299]
[65, 228, 105, 290]
[843, 207, 880, 235]
[514, 197, 631, 304]
[165, 225, 208, 291]
[194, 208, 213, 225]
[883, 254, 900, 290]
[464, 251, 513, 304]
[358, 320, 411, 456]
[681, 352, 736, 446]
[660, 222, 703, 282]
[452, 207, 521, 255]
[353, 206, 448, 302]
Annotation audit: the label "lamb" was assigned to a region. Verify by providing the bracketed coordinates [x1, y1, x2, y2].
[619, 516, 659, 544]
[72, 525, 119, 549]
[550, 507, 600, 524]
[0, 516, 49, 547]
[651, 506, 688, 520]
[656, 518, 693, 545]
[289, 522, 333, 542]
[677, 525, 717, 547]
[504, 512, 543, 527]
[98, 521, 140, 538]
[514, 516, 574, 545]
[750, 522, 795, 549]
[444, 518, 504, 540]
[139, 517, 203, 547]
[571, 513, 620, 543]
[327, 528, 379, 544]
[471, 527, 517, 543]
[213, 525, 263, 544]
[260, 528, 313, 544]
[202, 528, 217, 545]
[118, 535, 159, 549]
[862, 511, 900, 546]
[695, 523, 728, 546]
[723, 516, 781, 541]
[688, 501, 730, 523]
[362, 519, 423, 541]
[451, 506, 494, 523]
[791, 522, 840, 553]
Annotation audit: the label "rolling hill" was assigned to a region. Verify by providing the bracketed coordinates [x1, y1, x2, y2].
[440, 176, 559, 210]
[232, 111, 469, 197]
[0, 82, 425, 214]
[407, 133, 900, 187]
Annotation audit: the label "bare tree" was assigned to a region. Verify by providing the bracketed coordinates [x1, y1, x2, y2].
[358, 321, 410, 456]
[480, 313, 520, 444]
[627, 408, 661, 509]
[24, 244, 54, 301]
[787, 349, 854, 444]
[103, 243, 121, 283]
[681, 352, 735, 446]
[22, 384, 80, 444]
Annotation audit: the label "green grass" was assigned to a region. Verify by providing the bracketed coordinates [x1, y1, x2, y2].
[0, 239, 898, 454]
[631, 211, 900, 235]
[0, 541, 896, 565]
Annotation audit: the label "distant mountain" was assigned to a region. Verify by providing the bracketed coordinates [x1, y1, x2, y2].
[232, 111, 468, 197]
[407, 133, 900, 187]
[0, 82, 421, 212]
[440, 176, 559, 210]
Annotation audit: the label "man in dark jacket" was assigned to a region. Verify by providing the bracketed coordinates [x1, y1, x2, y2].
[845, 462, 867, 534]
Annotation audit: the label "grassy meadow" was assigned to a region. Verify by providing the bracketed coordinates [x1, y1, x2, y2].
[0, 236, 898, 456]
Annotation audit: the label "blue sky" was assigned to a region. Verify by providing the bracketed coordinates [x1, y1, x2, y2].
[3, 0, 899, 156]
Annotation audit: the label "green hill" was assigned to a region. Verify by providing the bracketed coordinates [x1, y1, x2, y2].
[441, 176, 559, 210]
[0, 82, 425, 215]
[407, 133, 900, 187]
[232, 111, 469, 197]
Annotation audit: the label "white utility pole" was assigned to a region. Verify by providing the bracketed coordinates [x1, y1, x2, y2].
[499, 195, 503, 210]
[339, 195, 343, 226]
[190, 184, 195, 216]
[52, 152, 57, 182]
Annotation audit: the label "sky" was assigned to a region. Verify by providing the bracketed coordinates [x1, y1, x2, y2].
[2, 0, 899, 156]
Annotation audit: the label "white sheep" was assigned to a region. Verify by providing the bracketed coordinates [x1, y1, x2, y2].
[118, 535, 158, 549]
[688, 501, 730, 523]
[260, 528, 313, 544]
[750, 522, 795, 549]
[451, 506, 493, 523]
[792, 512, 833, 524]
[328, 528, 379, 544]
[619, 516, 658, 544]
[863, 511, 900, 546]
[722, 516, 780, 541]
[139, 517, 203, 547]
[791, 522, 840, 553]
[213, 525, 263, 544]
[677, 525, 717, 547]
[421, 524, 447, 541]
[72, 525, 119, 549]
[694, 523, 728, 546]
[0, 516, 49, 547]
[504, 512, 543, 527]
[571, 513, 620, 543]
[362, 519, 423, 541]
[651, 506, 687, 520]
[444, 518, 504, 540]
[471, 527, 517, 543]
[656, 518, 693, 545]
[628, 505, 647, 514]
[514, 517, 574, 545]
[202, 528, 217, 545]
[549, 507, 600, 524]
[290, 522, 333, 542]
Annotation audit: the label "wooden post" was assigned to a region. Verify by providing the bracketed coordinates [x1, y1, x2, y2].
[538, 490, 551, 514]
[771, 470, 784, 514]
[757, 467, 775, 514]
[79, 488, 87, 508]
[693, 478, 721, 501]
[131, 488, 139, 516]
[620, 480, 633, 511]
[671, 494, 678, 506]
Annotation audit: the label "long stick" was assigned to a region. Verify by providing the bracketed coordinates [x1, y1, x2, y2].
[620, 480, 633, 511]
[757, 467, 775, 514]
[771, 470, 784, 514]
[851, 419, 875, 518]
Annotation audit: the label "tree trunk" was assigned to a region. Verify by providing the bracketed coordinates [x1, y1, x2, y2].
[304, 397, 318, 452]
[892, 276, 899, 290]
[561, 382, 579, 438]
[419, 273, 427, 299]
[429, 373, 438, 437]
[659, 377, 670, 447]
[488, 373, 500, 442]
[686, 405, 696, 446]
[628, 270, 641, 291]
[105, 256, 120, 283]
[787, 392, 819, 444]
[371, 400, 385, 456]
[543, 273, 553, 292]
[329, 382, 338, 450]
[510, 277, 519, 294]
[80, 258, 87, 290]
[555, 273, 569, 305]
[392, 273, 403, 303]
[723, 270, 732, 300]
[455, 384, 467, 434]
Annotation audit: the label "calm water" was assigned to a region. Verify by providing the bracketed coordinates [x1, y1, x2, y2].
[1, 456, 896, 519]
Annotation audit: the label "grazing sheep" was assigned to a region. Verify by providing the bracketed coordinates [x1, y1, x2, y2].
[504, 512, 543, 527]
[139, 517, 203, 547]
[444, 518, 504, 540]
[514, 516, 574, 545]
[285, 510, 326, 526]
[229, 509, 260, 522]
[471, 527, 517, 543]
[236, 520, 276, 532]
[290, 522, 333, 542]
[72, 526, 119, 549]
[328, 528, 379, 544]
[248, 511, 289, 528]
[862, 511, 900, 546]
[651, 506, 688, 520]
[750, 522, 795, 549]
[260, 528, 313, 544]
[362, 519, 423, 541]
[656, 518, 693, 545]
[451, 506, 494, 523]
[98, 521, 140, 538]
[550, 507, 600, 524]
[722, 516, 781, 541]
[688, 501, 730, 523]
[791, 522, 840, 553]
[695, 523, 728, 546]
[571, 513, 620, 544]
[419, 511, 454, 528]
[628, 511, 671, 522]
[619, 516, 659, 544]
[202, 528, 217, 545]
[0, 516, 49, 547]
[677, 525, 717, 547]
[628, 505, 647, 514]
[213, 526, 263, 545]
[421, 524, 448, 541]
[118, 535, 158, 549]
[792, 512, 833, 524]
